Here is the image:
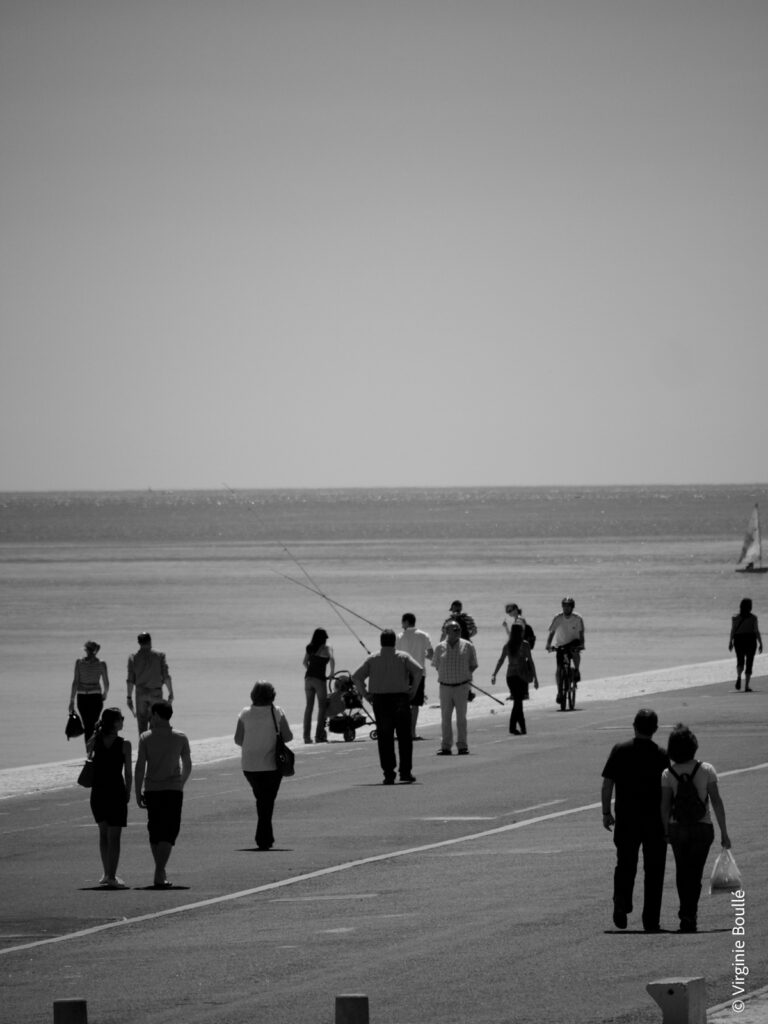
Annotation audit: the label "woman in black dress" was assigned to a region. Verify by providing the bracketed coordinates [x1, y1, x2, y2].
[729, 598, 763, 691]
[87, 707, 132, 888]
[491, 624, 538, 735]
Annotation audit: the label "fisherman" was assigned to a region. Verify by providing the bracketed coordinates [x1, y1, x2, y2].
[396, 613, 433, 740]
[352, 630, 422, 785]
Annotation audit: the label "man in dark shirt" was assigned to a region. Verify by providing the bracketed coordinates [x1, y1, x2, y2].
[601, 708, 669, 932]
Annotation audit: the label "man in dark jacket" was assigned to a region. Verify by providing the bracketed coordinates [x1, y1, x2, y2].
[601, 708, 669, 932]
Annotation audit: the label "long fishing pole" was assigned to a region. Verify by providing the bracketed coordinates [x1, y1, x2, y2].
[469, 680, 505, 706]
[270, 567, 384, 632]
[223, 483, 374, 654]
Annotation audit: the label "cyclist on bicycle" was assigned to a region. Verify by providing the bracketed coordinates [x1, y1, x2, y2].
[545, 597, 585, 708]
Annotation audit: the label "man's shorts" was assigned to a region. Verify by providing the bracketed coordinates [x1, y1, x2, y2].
[410, 675, 426, 708]
[144, 790, 184, 845]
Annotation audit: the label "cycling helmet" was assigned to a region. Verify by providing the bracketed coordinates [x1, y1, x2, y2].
[561, 596, 575, 608]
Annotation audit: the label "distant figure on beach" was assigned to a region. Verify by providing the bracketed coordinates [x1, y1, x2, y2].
[134, 701, 192, 888]
[234, 681, 294, 850]
[302, 628, 334, 744]
[502, 603, 536, 648]
[432, 621, 478, 756]
[87, 707, 131, 888]
[396, 613, 433, 739]
[69, 640, 110, 744]
[601, 708, 668, 932]
[729, 598, 762, 692]
[441, 600, 477, 642]
[353, 630, 421, 784]
[546, 597, 585, 709]
[661, 723, 731, 933]
[126, 632, 174, 734]
[491, 624, 538, 735]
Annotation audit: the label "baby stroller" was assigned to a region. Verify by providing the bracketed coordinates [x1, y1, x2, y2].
[325, 670, 378, 742]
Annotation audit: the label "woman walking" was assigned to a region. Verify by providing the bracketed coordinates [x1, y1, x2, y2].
[491, 624, 538, 735]
[729, 598, 762, 691]
[69, 641, 110, 744]
[235, 682, 294, 851]
[87, 707, 132, 888]
[661, 723, 731, 933]
[302, 628, 334, 743]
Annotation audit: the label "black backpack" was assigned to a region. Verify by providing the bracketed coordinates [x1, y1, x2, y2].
[670, 761, 707, 824]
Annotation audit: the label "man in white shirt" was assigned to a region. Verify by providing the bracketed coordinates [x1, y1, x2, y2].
[546, 597, 585, 708]
[396, 613, 434, 740]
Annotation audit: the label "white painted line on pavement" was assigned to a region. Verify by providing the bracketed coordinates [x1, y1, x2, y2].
[2, 763, 766, 959]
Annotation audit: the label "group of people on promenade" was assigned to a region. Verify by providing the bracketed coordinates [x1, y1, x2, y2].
[68, 594, 758, 888]
[601, 708, 731, 934]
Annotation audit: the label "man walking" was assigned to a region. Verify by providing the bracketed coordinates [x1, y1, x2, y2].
[127, 632, 174, 734]
[134, 701, 192, 888]
[353, 630, 422, 784]
[601, 708, 669, 932]
[432, 621, 478, 755]
[396, 613, 433, 740]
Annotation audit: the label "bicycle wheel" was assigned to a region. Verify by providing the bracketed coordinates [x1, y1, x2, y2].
[567, 673, 577, 710]
[558, 664, 569, 710]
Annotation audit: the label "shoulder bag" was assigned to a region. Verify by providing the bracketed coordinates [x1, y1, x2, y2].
[270, 706, 295, 777]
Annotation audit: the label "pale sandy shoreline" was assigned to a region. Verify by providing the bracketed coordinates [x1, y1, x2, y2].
[2, 654, 763, 801]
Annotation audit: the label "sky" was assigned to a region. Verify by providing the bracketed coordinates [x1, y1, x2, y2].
[1, 0, 767, 491]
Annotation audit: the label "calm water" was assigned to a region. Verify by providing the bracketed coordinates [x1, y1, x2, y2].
[1, 485, 765, 770]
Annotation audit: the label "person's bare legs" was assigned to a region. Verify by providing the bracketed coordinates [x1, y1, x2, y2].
[151, 841, 173, 886]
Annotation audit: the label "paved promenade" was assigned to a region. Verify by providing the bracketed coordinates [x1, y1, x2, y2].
[1, 658, 766, 1024]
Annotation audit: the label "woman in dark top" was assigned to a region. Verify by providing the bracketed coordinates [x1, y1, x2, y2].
[302, 628, 334, 744]
[491, 624, 538, 735]
[87, 707, 132, 888]
[729, 598, 763, 691]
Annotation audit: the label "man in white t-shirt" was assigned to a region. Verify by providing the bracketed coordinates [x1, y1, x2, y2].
[546, 597, 585, 707]
[396, 613, 434, 740]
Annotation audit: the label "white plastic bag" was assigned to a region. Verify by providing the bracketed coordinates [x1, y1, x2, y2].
[709, 847, 742, 894]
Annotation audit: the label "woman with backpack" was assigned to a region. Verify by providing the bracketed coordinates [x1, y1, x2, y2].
[729, 598, 763, 692]
[491, 623, 538, 735]
[660, 724, 731, 933]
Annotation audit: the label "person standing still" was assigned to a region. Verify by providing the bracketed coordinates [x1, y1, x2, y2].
[126, 632, 174, 734]
[729, 598, 762, 692]
[396, 613, 433, 739]
[352, 630, 421, 784]
[302, 628, 334, 744]
[69, 640, 110, 744]
[134, 701, 192, 888]
[432, 621, 478, 755]
[601, 708, 669, 932]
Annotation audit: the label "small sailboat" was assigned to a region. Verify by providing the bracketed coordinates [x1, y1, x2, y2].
[735, 503, 768, 573]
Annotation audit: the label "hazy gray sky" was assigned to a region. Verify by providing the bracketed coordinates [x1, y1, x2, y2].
[2, 0, 766, 490]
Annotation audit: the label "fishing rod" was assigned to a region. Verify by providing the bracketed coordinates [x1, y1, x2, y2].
[469, 680, 505, 706]
[223, 483, 374, 654]
[269, 567, 384, 632]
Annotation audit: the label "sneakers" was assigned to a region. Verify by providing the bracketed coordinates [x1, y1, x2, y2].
[436, 748, 452, 756]
[399, 774, 416, 784]
[457, 748, 469, 755]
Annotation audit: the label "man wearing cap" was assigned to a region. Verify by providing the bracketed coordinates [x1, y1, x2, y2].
[352, 630, 422, 784]
[600, 708, 669, 931]
[126, 632, 174, 734]
[432, 621, 479, 755]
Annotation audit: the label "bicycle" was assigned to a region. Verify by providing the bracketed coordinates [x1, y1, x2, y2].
[552, 644, 580, 711]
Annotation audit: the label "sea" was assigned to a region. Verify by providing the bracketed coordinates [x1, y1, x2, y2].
[1, 484, 765, 771]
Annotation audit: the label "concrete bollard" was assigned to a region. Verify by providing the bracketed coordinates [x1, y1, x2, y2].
[646, 977, 706, 1024]
[53, 999, 88, 1024]
[335, 993, 370, 1024]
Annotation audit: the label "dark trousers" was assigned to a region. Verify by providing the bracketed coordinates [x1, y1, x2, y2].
[669, 821, 715, 925]
[371, 693, 413, 779]
[507, 676, 527, 734]
[77, 693, 104, 743]
[244, 770, 282, 849]
[613, 820, 667, 928]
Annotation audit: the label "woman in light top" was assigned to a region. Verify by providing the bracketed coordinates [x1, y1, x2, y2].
[234, 681, 294, 851]
[729, 598, 762, 692]
[69, 641, 110, 744]
[87, 707, 132, 888]
[660, 723, 731, 933]
[302, 628, 334, 744]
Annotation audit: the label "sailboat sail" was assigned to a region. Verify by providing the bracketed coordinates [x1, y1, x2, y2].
[736, 504, 762, 569]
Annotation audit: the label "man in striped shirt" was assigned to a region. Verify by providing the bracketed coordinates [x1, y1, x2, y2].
[432, 621, 478, 756]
